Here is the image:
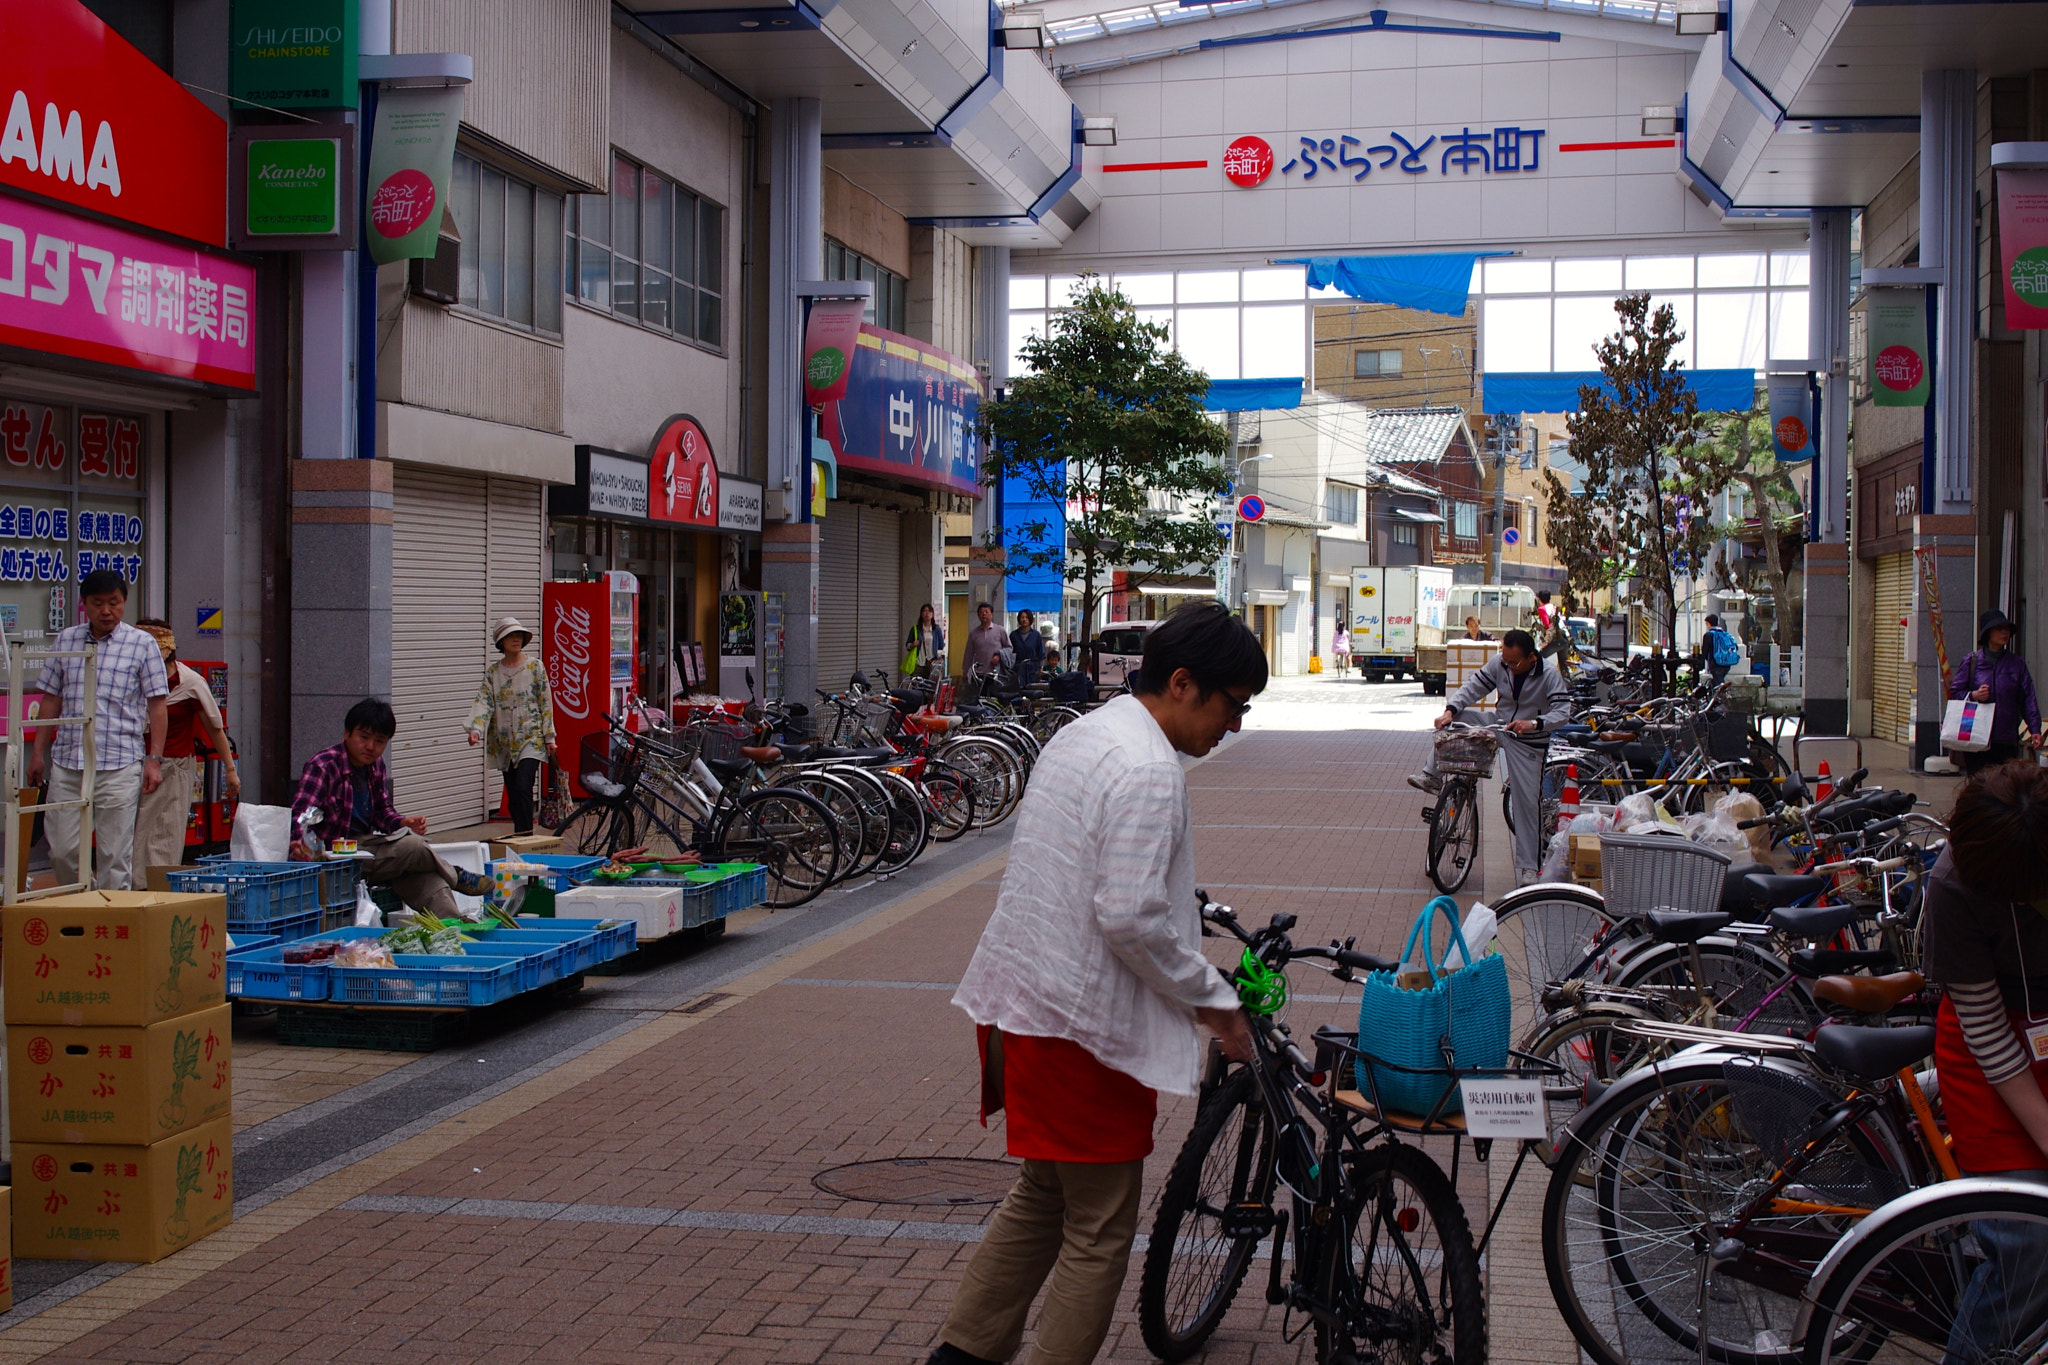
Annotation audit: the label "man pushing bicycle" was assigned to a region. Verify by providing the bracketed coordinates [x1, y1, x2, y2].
[1409, 628, 1573, 887]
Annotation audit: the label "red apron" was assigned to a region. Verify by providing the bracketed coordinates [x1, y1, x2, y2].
[977, 1025, 1157, 1163]
[1934, 994, 2048, 1172]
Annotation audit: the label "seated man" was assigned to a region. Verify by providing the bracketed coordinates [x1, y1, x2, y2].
[290, 698, 489, 914]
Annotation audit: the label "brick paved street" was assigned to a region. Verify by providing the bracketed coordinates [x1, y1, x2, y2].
[0, 678, 1573, 1365]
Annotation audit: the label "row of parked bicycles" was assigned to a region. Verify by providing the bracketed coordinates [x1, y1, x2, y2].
[1140, 746, 2045, 1365]
[546, 665, 1090, 908]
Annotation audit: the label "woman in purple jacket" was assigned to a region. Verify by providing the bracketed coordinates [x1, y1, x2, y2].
[1949, 609, 2043, 774]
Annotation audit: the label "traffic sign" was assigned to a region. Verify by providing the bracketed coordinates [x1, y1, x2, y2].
[1237, 494, 1265, 522]
[1503, 527, 1520, 545]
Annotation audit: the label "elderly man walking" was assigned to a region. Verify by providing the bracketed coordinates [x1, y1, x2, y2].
[27, 568, 169, 891]
[928, 601, 1262, 1365]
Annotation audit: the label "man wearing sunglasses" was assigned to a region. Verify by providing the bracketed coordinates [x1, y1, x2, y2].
[933, 601, 1265, 1365]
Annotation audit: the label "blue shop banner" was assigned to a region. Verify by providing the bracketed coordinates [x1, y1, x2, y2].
[818, 324, 983, 498]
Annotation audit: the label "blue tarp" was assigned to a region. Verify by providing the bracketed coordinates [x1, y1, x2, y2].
[1275, 253, 1507, 317]
[1002, 468, 1067, 614]
[1481, 369, 1761, 415]
[1203, 377, 1303, 411]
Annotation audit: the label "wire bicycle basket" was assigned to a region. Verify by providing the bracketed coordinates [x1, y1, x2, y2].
[578, 730, 642, 800]
[1433, 729, 1500, 779]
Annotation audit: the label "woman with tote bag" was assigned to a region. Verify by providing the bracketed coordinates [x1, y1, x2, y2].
[1947, 611, 2042, 775]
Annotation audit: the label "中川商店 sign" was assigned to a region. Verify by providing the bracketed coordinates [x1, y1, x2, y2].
[815, 325, 982, 498]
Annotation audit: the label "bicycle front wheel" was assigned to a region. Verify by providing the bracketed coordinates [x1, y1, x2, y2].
[1427, 779, 1480, 893]
[1316, 1142, 1485, 1365]
[712, 788, 841, 908]
[1799, 1178, 2048, 1365]
[1137, 1069, 1275, 1362]
[554, 798, 631, 856]
[1492, 882, 1619, 1041]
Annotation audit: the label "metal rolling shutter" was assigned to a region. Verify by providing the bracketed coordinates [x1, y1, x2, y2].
[1871, 553, 1913, 746]
[482, 477, 544, 814]
[817, 513, 860, 691]
[854, 505, 902, 681]
[392, 467, 490, 830]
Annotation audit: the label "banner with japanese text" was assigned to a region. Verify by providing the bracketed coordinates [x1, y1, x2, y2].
[1997, 168, 2048, 329]
[817, 325, 983, 498]
[364, 85, 462, 264]
[1867, 288, 1929, 408]
[1767, 373, 1814, 462]
[802, 297, 865, 406]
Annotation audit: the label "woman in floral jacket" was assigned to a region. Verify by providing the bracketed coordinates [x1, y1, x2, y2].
[468, 617, 557, 834]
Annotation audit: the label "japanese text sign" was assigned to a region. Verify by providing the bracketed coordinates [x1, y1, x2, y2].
[1997, 168, 2048, 329]
[1274, 126, 1546, 182]
[364, 84, 462, 265]
[817, 325, 982, 498]
[1867, 288, 1929, 408]
[803, 297, 865, 406]
[3, 892, 229, 1028]
[648, 415, 719, 527]
[230, 0, 359, 110]
[1767, 374, 1814, 462]
[0, 194, 255, 389]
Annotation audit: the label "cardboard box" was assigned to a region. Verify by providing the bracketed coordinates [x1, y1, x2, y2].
[14, 1116, 233, 1263]
[4, 892, 229, 1027]
[10, 1005, 232, 1145]
[489, 833, 563, 861]
[1568, 834, 1603, 880]
[0, 1187, 13, 1311]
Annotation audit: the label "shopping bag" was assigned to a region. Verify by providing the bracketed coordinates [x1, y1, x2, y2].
[1356, 895, 1512, 1115]
[536, 761, 571, 830]
[1941, 698, 1996, 753]
[229, 802, 292, 861]
[901, 645, 920, 678]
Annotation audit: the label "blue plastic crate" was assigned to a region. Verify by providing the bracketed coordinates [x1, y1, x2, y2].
[232, 908, 323, 944]
[169, 861, 323, 929]
[318, 859, 363, 909]
[226, 932, 280, 956]
[454, 928, 579, 983]
[718, 865, 768, 918]
[520, 916, 635, 961]
[327, 953, 539, 1006]
[488, 854, 606, 893]
[225, 945, 332, 1002]
[678, 881, 719, 931]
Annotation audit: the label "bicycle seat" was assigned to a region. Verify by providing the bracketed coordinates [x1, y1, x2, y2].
[1644, 909, 1734, 944]
[1767, 901, 1862, 941]
[739, 744, 783, 765]
[1812, 971, 1925, 1015]
[1742, 872, 1829, 912]
[704, 755, 752, 780]
[908, 713, 962, 734]
[808, 745, 899, 762]
[1790, 946, 1899, 978]
[1810, 1023, 1935, 1080]
[1586, 736, 1632, 755]
[1552, 723, 1595, 738]
[1719, 863, 1776, 917]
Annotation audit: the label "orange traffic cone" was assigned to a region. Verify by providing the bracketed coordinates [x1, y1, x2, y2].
[1815, 759, 1833, 802]
[1559, 764, 1581, 829]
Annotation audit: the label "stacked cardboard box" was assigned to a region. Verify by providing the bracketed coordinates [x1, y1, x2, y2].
[4, 892, 235, 1264]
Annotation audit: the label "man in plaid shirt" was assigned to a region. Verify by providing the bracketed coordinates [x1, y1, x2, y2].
[290, 698, 489, 915]
[28, 568, 169, 891]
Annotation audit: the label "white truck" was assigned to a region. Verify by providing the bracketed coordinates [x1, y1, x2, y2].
[1349, 566, 1453, 686]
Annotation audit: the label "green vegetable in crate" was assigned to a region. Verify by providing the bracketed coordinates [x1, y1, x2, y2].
[155, 914, 197, 1014]
[158, 1028, 201, 1128]
[165, 1141, 203, 1244]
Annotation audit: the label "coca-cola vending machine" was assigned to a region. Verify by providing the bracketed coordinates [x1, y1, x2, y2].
[543, 571, 639, 797]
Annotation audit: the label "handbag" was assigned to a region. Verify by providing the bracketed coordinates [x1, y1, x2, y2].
[901, 644, 920, 677]
[536, 761, 572, 829]
[1941, 696, 1996, 753]
[1355, 895, 1512, 1116]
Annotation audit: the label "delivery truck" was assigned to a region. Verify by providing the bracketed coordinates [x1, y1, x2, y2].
[1349, 566, 1452, 686]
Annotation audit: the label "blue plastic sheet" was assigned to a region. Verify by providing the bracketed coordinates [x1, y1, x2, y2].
[1202, 377, 1303, 411]
[1276, 253, 1505, 317]
[1002, 468, 1066, 613]
[1481, 369, 1760, 415]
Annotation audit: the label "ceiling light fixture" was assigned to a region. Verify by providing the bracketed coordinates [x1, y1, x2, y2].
[1080, 115, 1117, 147]
[902, 38, 919, 55]
[1641, 104, 1679, 136]
[1673, 0, 1723, 35]
[998, 10, 1048, 48]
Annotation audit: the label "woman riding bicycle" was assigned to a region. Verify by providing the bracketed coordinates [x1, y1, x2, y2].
[1921, 758, 2048, 1348]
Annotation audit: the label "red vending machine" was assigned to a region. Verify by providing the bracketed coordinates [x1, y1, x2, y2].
[179, 660, 235, 852]
[543, 571, 638, 798]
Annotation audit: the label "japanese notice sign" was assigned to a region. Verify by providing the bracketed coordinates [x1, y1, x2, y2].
[363, 84, 462, 264]
[647, 414, 719, 528]
[1457, 1078, 1549, 1139]
[1997, 168, 2048, 330]
[816, 325, 982, 498]
[1867, 288, 1930, 408]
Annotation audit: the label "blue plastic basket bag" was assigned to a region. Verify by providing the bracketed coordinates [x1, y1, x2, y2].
[1355, 895, 1512, 1116]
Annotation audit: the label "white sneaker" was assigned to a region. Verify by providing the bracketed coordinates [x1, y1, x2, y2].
[1407, 773, 1442, 795]
[1515, 868, 1539, 888]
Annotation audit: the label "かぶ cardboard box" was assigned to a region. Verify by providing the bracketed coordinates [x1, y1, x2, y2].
[4, 891, 229, 1027]
[14, 1115, 233, 1263]
[488, 833, 562, 861]
[0, 1187, 13, 1312]
[10, 1005, 232, 1145]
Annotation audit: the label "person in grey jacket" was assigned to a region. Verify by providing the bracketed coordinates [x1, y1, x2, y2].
[1408, 629, 1574, 885]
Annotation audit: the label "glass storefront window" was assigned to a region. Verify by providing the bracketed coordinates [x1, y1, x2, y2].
[0, 398, 147, 638]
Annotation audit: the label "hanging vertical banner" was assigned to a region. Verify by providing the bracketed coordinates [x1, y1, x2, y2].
[1767, 373, 1814, 462]
[1997, 169, 2048, 329]
[363, 85, 463, 264]
[802, 297, 866, 406]
[1867, 287, 1930, 408]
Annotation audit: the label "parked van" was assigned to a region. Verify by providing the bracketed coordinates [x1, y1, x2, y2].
[1087, 621, 1159, 690]
[1447, 585, 1538, 636]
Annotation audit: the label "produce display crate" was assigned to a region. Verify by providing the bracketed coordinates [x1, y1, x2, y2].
[712, 864, 767, 917]
[226, 932, 280, 956]
[523, 916, 636, 961]
[225, 945, 331, 1002]
[166, 861, 324, 935]
[247, 908, 324, 943]
[327, 953, 540, 1007]
[318, 859, 363, 909]
[487, 854, 605, 894]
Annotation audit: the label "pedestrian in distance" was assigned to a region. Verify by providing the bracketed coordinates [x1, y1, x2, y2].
[292, 698, 492, 914]
[1331, 621, 1351, 677]
[467, 617, 556, 836]
[1462, 615, 1495, 642]
[1702, 613, 1741, 688]
[905, 602, 945, 680]
[27, 568, 168, 891]
[1010, 609, 1047, 686]
[1947, 609, 2042, 775]
[964, 600, 1008, 675]
[1409, 627, 1571, 887]
[131, 620, 239, 876]
[930, 601, 1262, 1365]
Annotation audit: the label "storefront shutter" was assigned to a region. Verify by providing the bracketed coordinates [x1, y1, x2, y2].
[817, 513, 860, 692]
[1871, 552, 1913, 746]
[855, 505, 902, 681]
[392, 467, 491, 830]
[483, 476, 544, 813]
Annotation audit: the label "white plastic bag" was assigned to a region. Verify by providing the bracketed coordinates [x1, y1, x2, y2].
[1539, 828, 1572, 882]
[352, 881, 382, 927]
[1615, 791, 1658, 830]
[230, 803, 292, 861]
[1444, 901, 1496, 970]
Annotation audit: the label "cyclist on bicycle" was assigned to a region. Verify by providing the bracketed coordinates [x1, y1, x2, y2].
[931, 602, 1261, 1365]
[1408, 628, 1571, 886]
[1922, 758, 2048, 1348]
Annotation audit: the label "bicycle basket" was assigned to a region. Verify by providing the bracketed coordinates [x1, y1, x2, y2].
[1432, 729, 1499, 778]
[1597, 831, 1730, 918]
[578, 731, 641, 798]
[692, 720, 749, 767]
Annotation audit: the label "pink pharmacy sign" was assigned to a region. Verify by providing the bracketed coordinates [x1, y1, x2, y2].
[0, 193, 256, 390]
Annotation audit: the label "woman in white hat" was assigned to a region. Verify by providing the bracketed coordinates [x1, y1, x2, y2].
[467, 617, 557, 835]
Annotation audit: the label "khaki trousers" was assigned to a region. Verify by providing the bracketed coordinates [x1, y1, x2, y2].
[132, 754, 199, 874]
[46, 761, 142, 891]
[939, 1158, 1144, 1365]
[364, 830, 460, 917]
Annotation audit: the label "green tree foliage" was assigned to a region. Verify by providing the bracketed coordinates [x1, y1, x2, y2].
[1697, 410, 1805, 649]
[1541, 294, 1734, 641]
[981, 277, 1230, 645]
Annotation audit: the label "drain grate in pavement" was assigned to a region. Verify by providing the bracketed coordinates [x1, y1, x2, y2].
[813, 1157, 1019, 1206]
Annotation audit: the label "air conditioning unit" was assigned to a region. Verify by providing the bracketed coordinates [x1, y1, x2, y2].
[408, 229, 461, 304]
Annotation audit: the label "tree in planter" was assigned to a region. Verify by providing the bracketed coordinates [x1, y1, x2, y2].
[1697, 409, 1806, 652]
[981, 278, 1230, 655]
[1540, 293, 1732, 644]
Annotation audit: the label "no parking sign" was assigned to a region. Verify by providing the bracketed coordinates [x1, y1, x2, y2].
[1237, 494, 1265, 522]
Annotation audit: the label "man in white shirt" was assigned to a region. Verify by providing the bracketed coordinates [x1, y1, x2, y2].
[932, 601, 1262, 1365]
[28, 568, 169, 891]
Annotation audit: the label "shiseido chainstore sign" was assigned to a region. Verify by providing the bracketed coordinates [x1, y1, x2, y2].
[0, 1, 254, 391]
